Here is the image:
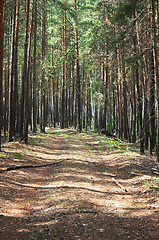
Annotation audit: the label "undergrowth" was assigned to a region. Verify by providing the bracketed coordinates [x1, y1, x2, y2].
[51, 129, 140, 155]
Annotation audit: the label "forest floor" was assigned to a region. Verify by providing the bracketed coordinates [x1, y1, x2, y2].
[0, 128, 159, 240]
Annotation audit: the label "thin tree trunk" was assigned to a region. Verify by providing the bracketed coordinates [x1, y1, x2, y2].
[102, 47, 108, 131]
[149, 51, 156, 154]
[131, 62, 136, 143]
[117, 43, 123, 138]
[8, 0, 16, 142]
[51, 39, 55, 128]
[151, 0, 159, 160]
[55, 75, 59, 125]
[24, 4, 34, 143]
[19, 0, 30, 140]
[40, 0, 45, 133]
[82, 64, 85, 129]
[0, 0, 5, 151]
[32, 0, 37, 133]
[61, 8, 67, 129]
[4, 63, 9, 137]
[136, 65, 144, 153]
[134, 9, 145, 153]
[112, 72, 116, 133]
[122, 39, 129, 139]
[74, 0, 82, 132]
[71, 62, 75, 127]
[14, 0, 19, 135]
[99, 62, 104, 132]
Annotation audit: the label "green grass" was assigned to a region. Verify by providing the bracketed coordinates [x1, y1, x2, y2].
[114, 151, 140, 156]
[28, 128, 141, 158]
[11, 152, 23, 159]
[25, 197, 36, 201]
[49, 129, 141, 155]
[143, 179, 159, 188]
[0, 153, 7, 158]
[53, 131, 78, 138]
[88, 147, 95, 151]
[29, 135, 50, 144]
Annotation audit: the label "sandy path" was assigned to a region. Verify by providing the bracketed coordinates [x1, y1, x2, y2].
[0, 129, 159, 239]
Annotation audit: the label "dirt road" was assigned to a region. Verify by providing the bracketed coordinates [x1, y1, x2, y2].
[0, 129, 159, 239]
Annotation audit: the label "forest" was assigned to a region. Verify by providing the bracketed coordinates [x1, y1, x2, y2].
[0, 1, 159, 239]
[0, 0, 159, 160]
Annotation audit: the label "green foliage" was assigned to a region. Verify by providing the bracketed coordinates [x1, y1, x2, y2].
[93, 92, 104, 107]
[114, 0, 136, 23]
[107, 139, 122, 151]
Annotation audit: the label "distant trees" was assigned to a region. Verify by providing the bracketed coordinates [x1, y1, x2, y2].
[0, 0, 159, 160]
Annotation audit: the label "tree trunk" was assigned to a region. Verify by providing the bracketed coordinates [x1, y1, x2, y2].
[19, 0, 30, 140]
[61, 8, 67, 129]
[4, 63, 9, 137]
[131, 62, 136, 143]
[32, 0, 37, 133]
[117, 43, 123, 138]
[149, 51, 156, 154]
[8, 0, 16, 142]
[14, 0, 20, 135]
[134, 9, 145, 153]
[151, 0, 159, 160]
[24, 4, 34, 143]
[122, 39, 129, 140]
[40, 0, 45, 133]
[0, 0, 5, 151]
[74, 0, 82, 132]
[136, 65, 144, 153]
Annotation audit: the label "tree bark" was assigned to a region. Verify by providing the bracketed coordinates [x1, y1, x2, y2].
[117, 43, 123, 138]
[0, 0, 5, 151]
[19, 0, 30, 140]
[61, 8, 67, 129]
[24, 4, 34, 143]
[151, 0, 159, 160]
[122, 39, 129, 140]
[74, 0, 82, 132]
[40, 0, 46, 133]
[14, 0, 20, 135]
[8, 0, 16, 142]
[32, 0, 37, 133]
[134, 9, 145, 153]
